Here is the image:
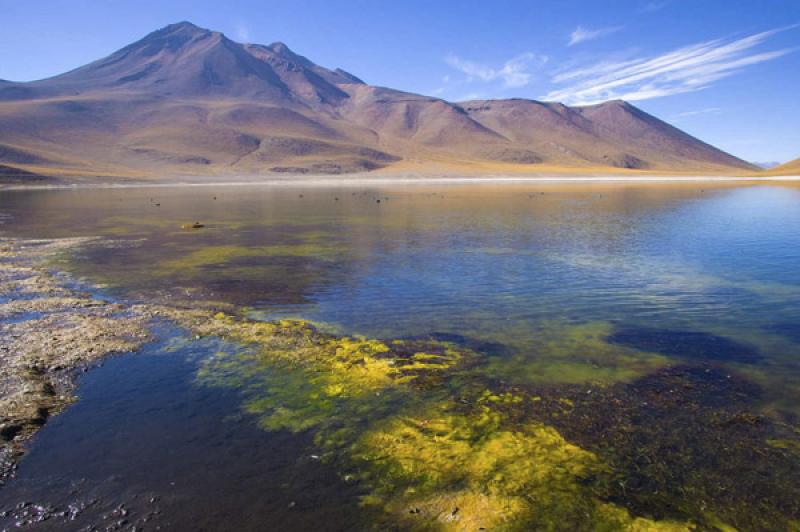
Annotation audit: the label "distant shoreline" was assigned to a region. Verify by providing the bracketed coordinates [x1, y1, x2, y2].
[2, 174, 800, 191]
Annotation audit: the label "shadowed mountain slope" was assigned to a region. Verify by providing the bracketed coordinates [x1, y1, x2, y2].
[0, 21, 759, 180]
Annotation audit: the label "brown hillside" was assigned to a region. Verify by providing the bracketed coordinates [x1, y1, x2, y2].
[766, 157, 800, 175]
[0, 21, 758, 181]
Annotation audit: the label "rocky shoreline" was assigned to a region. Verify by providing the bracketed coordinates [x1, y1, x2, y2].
[0, 238, 151, 485]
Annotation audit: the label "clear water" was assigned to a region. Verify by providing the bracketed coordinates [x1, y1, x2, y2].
[1, 182, 799, 530]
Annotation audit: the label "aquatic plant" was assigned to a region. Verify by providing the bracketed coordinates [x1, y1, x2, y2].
[159, 243, 342, 274]
[185, 310, 692, 530]
[483, 321, 671, 386]
[525, 365, 800, 531]
[349, 398, 689, 530]
[193, 313, 475, 444]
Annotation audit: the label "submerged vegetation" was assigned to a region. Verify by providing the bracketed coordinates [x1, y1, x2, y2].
[159, 242, 343, 274]
[349, 399, 689, 531]
[3, 218, 800, 530]
[168, 308, 800, 530]
[483, 321, 672, 386]
[525, 366, 800, 530]
[181, 310, 687, 529]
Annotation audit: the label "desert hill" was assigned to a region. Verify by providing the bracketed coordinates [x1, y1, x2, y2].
[0, 21, 759, 181]
[766, 157, 800, 175]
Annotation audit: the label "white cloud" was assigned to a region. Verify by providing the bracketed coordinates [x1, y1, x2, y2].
[458, 92, 484, 101]
[639, 1, 669, 13]
[445, 52, 547, 88]
[544, 26, 796, 104]
[568, 25, 623, 46]
[670, 107, 722, 122]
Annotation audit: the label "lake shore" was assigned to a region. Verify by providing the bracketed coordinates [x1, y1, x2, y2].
[2, 172, 800, 191]
[0, 238, 153, 485]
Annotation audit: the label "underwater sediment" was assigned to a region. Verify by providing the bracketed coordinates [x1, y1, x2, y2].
[169, 310, 800, 530]
[1, 236, 799, 530]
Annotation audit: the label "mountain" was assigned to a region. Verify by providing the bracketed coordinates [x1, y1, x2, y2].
[766, 157, 800, 175]
[0, 21, 758, 181]
[456, 98, 752, 170]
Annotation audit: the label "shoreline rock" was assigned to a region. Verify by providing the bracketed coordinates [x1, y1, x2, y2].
[0, 238, 151, 485]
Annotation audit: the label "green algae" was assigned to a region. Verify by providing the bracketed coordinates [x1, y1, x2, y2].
[158, 243, 342, 273]
[483, 321, 671, 386]
[50, 226, 357, 308]
[348, 398, 689, 531]
[192, 313, 475, 441]
[182, 310, 692, 530]
[740, 374, 800, 420]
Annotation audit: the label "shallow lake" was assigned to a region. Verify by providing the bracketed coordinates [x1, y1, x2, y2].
[1, 182, 799, 530]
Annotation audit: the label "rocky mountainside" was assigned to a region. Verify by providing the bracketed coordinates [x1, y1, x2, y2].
[0, 21, 759, 180]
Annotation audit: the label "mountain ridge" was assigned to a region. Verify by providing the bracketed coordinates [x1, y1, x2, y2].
[0, 21, 762, 180]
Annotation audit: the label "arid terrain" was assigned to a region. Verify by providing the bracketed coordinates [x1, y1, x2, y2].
[765, 156, 800, 176]
[2, 21, 793, 183]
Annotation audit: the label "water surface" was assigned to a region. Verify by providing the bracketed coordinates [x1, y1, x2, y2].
[1, 182, 799, 530]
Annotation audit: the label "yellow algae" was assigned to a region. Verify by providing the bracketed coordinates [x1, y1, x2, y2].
[158, 245, 260, 272]
[477, 390, 523, 405]
[153, 241, 344, 276]
[350, 400, 690, 531]
[201, 313, 469, 393]
[188, 311, 473, 437]
[767, 438, 800, 456]
[173, 309, 690, 529]
[596, 504, 693, 532]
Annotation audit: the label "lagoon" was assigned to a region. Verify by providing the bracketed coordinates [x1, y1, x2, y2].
[1, 182, 799, 530]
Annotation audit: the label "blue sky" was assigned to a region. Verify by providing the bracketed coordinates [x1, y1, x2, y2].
[1, 0, 798, 163]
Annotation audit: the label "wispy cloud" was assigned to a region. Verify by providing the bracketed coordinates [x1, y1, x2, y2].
[458, 92, 485, 101]
[568, 25, 623, 46]
[445, 52, 547, 88]
[544, 25, 796, 104]
[429, 75, 451, 97]
[639, 1, 669, 13]
[670, 107, 722, 121]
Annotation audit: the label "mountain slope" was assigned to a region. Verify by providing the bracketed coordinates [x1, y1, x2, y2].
[458, 99, 756, 171]
[0, 21, 758, 180]
[766, 157, 800, 175]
